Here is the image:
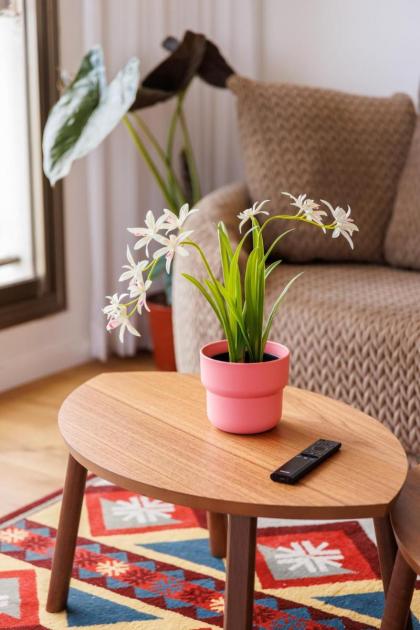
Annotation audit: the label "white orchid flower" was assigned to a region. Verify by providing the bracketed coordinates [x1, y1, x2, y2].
[282, 192, 327, 230]
[103, 294, 140, 342]
[119, 246, 148, 283]
[106, 312, 141, 343]
[282, 192, 318, 214]
[153, 230, 193, 273]
[129, 277, 152, 314]
[127, 210, 167, 256]
[237, 200, 270, 232]
[102, 293, 128, 319]
[163, 203, 199, 232]
[322, 200, 359, 249]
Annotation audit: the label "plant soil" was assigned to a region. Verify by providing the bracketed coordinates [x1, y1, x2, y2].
[212, 352, 278, 363]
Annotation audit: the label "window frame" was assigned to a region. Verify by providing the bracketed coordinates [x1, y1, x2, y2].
[0, 0, 66, 329]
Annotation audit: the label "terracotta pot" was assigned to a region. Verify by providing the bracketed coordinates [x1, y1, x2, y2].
[200, 339, 289, 434]
[148, 299, 176, 371]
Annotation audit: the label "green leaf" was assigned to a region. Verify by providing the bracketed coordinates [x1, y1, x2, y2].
[256, 258, 266, 359]
[230, 224, 255, 274]
[216, 223, 255, 357]
[205, 279, 240, 361]
[43, 46, 140, 185]
[243, 249, 262, 361]
[262, 272, 304, 348]
[217, 222, 233, 285]
[205, 279, 230, 332]
[182, 274, 224, 328]
[265, 260, 282, 280]
[215, 281, 251, 352]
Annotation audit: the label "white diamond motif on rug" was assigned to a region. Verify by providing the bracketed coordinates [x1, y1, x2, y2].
[258, 540, 354, 579]
[100, 496, 180, 530]
[0, 577, 21, 619]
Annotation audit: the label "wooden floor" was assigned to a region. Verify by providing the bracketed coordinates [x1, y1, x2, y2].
[0, 355, 155, 518]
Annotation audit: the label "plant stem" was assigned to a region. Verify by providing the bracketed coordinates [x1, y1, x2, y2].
[178, 105, 202, 203]
[260, 214, 336, 233]
[166, 92, 186, 208]
[145, 256, 160, 282]
[132, 112, 167, 163]
[166, 92, 185, 160]
[122, 114, 177, 212]
[132, 112, 186, 206]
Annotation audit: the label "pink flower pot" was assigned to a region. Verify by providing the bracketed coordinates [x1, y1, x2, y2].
[200, 340, 290, 434]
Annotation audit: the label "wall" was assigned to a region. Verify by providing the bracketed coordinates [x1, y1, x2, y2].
[261, 0, 420, 101]
[0, 0, 91, 392]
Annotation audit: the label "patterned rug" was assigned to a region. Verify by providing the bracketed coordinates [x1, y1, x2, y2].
[0, 477, 418, 629]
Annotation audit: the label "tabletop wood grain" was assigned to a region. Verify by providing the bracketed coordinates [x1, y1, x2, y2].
[58, 372, 408, 519]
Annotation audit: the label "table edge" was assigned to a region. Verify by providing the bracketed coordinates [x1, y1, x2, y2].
[65, 441, 401, 520]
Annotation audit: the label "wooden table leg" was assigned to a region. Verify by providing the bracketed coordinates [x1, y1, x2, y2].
[374, 515, 398, 594]
[224, 515, 257, 630]
[381, 550, 417, 630]
[46, 454, 87, 613]
[207, 511, 227, 558]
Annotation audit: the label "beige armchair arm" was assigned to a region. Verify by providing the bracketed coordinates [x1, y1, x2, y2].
[172, 182, 250, 373]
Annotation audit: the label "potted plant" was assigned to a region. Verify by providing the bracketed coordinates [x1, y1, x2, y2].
[103, 193, 358, 434]
[42, 32, 234, 370]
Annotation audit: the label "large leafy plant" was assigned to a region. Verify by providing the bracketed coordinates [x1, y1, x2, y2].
[43, 32, 234, 299]
[43, 47, 140, 185]
[103, 194, 359, 361]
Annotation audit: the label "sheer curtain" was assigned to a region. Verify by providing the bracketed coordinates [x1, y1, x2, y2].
[83, 0, 157, 359]
[81, 0, 258, 359]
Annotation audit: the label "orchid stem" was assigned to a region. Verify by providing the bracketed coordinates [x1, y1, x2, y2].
[146, 257, 160, 282]
[261, 214, 336, 233]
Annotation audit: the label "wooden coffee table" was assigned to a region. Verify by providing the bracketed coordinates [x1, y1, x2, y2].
[47, 372, 408, 629]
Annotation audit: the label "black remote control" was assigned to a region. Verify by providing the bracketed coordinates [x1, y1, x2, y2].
[270, 439, 341, 484]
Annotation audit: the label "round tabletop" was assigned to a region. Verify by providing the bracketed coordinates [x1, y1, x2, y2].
[59, 372, 408, 519]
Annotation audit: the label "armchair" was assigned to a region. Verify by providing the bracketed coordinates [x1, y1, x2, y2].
[173, 78, 420, 460]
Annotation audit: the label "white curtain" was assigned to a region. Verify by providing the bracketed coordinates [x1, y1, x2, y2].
[82, 0, 259, 359]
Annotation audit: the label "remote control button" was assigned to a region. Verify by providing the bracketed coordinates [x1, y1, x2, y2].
[301, 440, 334, 457]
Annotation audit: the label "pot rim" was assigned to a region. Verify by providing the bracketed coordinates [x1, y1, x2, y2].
[200, 339, 289, 365]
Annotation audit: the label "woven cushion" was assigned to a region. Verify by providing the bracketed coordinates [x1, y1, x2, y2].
[229, 75, 416, 263]
[385, 116, 420, 269]
[268, 263, 420, 457]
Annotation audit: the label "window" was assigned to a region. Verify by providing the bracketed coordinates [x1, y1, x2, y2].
[0, 0, 65, 328]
